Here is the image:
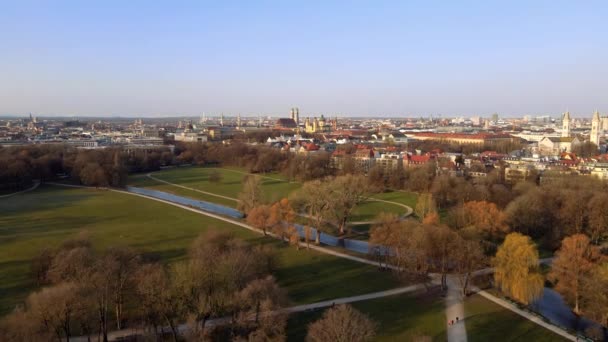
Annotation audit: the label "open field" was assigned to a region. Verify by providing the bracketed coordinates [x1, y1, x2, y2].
[0, 185, 401, 315]
[128, 166, 417, 222]
[463, 294, 569, 342]
[286, 290, 447, 341]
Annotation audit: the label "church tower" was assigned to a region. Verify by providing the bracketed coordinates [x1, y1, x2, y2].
[562, 111, 571, 137]
[591, 110, 601, 147]
[295, 107, 300, 126]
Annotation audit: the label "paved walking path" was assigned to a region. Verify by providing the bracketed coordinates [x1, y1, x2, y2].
[470, 286, 576, 341]
[445, 275, 467, 342]
[0, 181, 39, 199]
[72, 283, 429, 341]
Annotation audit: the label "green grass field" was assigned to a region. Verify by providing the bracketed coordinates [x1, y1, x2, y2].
[287, 290, 447, 341]
[128, 166, 417, 222]
[463, 294, 569, 342]
[0, 185, 401, 316]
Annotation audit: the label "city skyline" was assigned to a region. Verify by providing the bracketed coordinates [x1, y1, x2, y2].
[2, 1, 608, 117]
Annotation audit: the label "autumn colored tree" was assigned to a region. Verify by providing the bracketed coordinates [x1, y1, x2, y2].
[237, 175, 263, 214]
[269, 198, 296, 242]
[306, 304, 376, 342]
[286, 225, 301, 250]
[369, 216, 430, 282]
[548, 234, 601, 314]
[247, 204, 273, 235]
[452, 201, 509, 241]
[415, 193, 437, 221]
[493, 233, 544, 305]
[580, 262, 608, 327]
[422, 212, 440, 225]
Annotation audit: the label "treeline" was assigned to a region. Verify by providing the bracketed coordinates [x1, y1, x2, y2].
[0, 145, 175, 190]
[1, 231, 287, 342]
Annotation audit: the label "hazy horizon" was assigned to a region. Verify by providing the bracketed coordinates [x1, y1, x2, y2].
[2, 1, 607, 117]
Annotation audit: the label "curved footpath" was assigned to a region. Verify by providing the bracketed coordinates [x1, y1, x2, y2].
[146, 171, 414, 224]
[45, 183, 577, 342]
[0, 181, 40, 199]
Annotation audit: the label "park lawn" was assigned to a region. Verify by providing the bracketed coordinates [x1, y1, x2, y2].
[0, 185, 400, 315]
[286, 290, 447, 341]
[131, 167, 417, 223]
[370, 190, 418, 209]
[128, 174, 239, 208]
[464, 294, 569, 342]
[350, 200, 408, 222]
[148, 167, 301, 204]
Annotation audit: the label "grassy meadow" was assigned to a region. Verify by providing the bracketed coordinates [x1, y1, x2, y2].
[287, 290, 447, 341]
[128, 166, 417, 222]
[463, 294, 569, 342]
[0, 185, 401, 315]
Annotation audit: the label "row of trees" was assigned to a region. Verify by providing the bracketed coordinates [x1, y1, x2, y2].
[369, 215, 485, 295]
[1, 231, 287, 342]
[239, 174, 376, 238]
[493, 232, 608, 332]
[415, 177, 608, 252]
[0, 145, 175, 190]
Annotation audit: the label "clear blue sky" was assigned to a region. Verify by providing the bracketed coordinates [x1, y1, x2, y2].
[1, 0, 607, 117]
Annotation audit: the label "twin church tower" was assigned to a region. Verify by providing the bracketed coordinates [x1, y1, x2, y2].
[562, 111, 602, 147]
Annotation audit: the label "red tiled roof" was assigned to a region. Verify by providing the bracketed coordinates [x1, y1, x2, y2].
[410, 132, 512, 140]
[408, 155, 431, 163]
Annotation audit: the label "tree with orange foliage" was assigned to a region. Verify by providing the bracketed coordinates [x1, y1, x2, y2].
[454, 201, 509, 241]
[422, 212, 440, 225]
[286, 226, 300, 250]
[548, 234, 601, 314]
[246, 205, 273, 235]
[269, 198, 296, 242]
[493, 233, 544, 305]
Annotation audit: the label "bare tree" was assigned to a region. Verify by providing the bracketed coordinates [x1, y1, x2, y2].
[587, 193, 608, 244]
[237, 175, 263, 214]
[293, 180, 332, 244]
[135, 263, 181, 342]
[233, 276, 289, 341]
[307, 304, 376, 342]
[453, 238, 486, 296]
[27, 282, 81, 341]
[425, 224, 460, 290]
[326, 175, 375, 235]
